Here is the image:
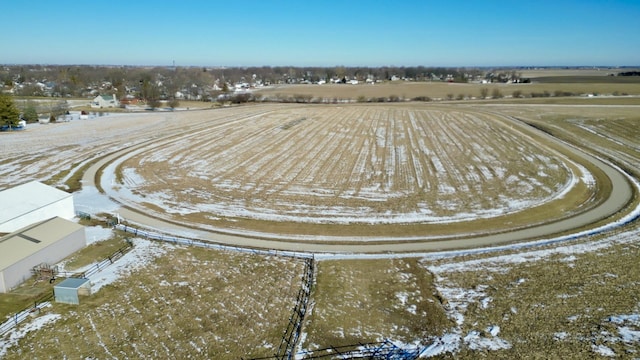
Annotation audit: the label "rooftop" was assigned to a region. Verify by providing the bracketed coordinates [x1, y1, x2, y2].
[0, 181, 72, 225]
[55, 277, 90, 289]
[0, 217, 84, 271]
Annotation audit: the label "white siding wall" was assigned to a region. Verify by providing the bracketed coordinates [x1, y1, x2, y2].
[0, 227, 85, 293]
[0, 196, 74, 233]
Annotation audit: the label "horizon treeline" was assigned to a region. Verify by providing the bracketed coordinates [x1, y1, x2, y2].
[1, 64, 486, 98]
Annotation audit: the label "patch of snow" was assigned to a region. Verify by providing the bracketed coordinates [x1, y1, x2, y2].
[89, 238, 170, 292]
[618, 326, 640, 343]
[554, 332, 568, 340]
[396, 292, 408, 306]
[0, 313, 61, 357]
[85, 226, 114, 245]
[591, 344, 615, 357]
[609, 314, 640, 325]
[463, 330, 511, 351]
[480, 297, 492, 309]
[419, 333, 461, 358]
[487, 325, 500, 337]
[73, 185, 120, 215]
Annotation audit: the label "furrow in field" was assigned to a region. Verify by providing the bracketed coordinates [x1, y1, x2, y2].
[337, 107, 377, 199]
[106, 105, 588, 226]
[263, 109, 348, 200]
[404, 110, 426, 191]
[326, 108, 375, 197]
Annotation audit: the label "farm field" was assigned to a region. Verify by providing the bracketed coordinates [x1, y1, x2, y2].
[1, 86, 639, 358]
[513, 67, 640, 78]
[4, 102, 624, 248]
[254, 79, 640, 102]
[105, 104, 605, 242]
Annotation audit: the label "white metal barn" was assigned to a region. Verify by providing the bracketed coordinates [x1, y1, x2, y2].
[0, 181, 75, 233]
[0, 217, 86, 293]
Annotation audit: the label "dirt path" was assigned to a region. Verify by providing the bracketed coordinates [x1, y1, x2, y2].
[82, 108, 637, 254]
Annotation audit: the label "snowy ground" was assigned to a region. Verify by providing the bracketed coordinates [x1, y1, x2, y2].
[1, 103, 639, 358]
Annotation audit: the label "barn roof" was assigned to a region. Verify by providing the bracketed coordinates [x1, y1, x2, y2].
[0, 181, 73, 225]
[0, 217, 84, 271]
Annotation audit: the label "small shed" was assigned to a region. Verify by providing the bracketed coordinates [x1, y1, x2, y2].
[54, 278, 91, 305]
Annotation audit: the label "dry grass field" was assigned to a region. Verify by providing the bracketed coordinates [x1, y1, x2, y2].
[1, 82, 639, 358]
[254, 80, 640, 102]
[423, 225, 640, 359]
[109, 104, 602, 241]
[513, 67, 640, 78]
[302, 258, 451, 350]
[1, 244, 306, 360]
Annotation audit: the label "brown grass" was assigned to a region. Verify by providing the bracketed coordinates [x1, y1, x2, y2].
[61, 234, 129, 271]
[3, 88, 640, 358]
[2, 246, 306, 360]
[303, 258, 452, 349]
[433, 231, 640, 359]
[254, 81, 640, 101]
[113, 104, 600, 241]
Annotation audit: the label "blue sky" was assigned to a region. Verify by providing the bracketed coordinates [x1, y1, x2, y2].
[2, 0, 638, 67]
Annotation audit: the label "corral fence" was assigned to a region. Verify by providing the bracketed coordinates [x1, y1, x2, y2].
[249, 339, 426, 360]
[0, 241, 134, 337]
[57, 240, 134, 279]
[76, 210, 92, 220]
[114, 222, 319, 359]
[274, 256, 315, 359]
[0, 291, 54, 336]
[114, 223, 314, 260]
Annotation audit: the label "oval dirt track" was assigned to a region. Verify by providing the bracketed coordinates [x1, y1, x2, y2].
[84, 104, 636, 253]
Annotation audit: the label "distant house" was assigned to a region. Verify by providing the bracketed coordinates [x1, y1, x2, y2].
[91, 94, 119, 108]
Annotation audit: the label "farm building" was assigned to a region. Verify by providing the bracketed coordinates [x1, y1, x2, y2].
[91, 94, 119, 108]
[0, 181, 75, 234]
[54, 277, 91, 305]
[0, 217, 86, 293]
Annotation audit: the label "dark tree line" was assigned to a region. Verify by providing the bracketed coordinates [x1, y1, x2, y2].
[618, 71, 640, 76]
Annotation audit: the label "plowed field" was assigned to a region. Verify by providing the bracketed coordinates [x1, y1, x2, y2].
[108, 104, 600, 239]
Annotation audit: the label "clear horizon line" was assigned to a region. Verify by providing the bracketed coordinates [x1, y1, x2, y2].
[2, 63, 639, 69]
